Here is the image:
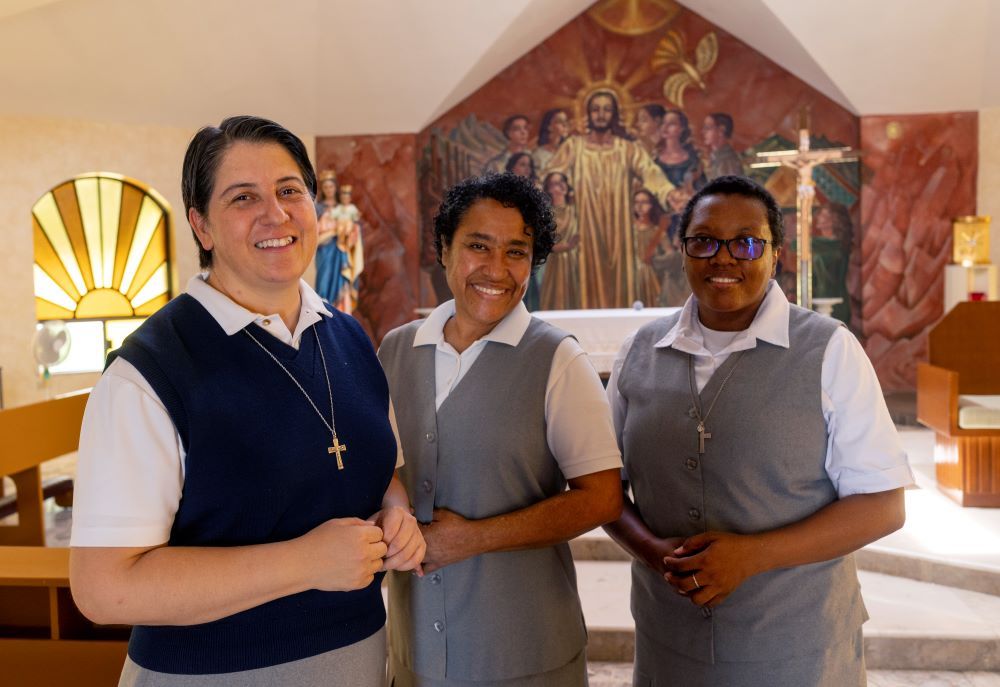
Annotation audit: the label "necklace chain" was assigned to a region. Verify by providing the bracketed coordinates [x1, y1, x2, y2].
[243, 325, 338, 442]
[688, 350, 745, 453]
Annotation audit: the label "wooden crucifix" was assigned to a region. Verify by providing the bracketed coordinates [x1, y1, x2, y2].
[751, 110, 858, 310]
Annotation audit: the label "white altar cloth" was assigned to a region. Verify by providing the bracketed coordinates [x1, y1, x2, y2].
[533, 307, 681, 376]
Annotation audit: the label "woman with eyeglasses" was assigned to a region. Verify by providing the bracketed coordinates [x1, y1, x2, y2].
[603, 175, 913, 686]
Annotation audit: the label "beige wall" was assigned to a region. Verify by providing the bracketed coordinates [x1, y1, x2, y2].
[0, 115, 315, 408]
[979, 107, 1000, 268]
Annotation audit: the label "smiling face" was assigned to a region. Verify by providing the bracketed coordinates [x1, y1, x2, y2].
[684, 193, 779, 331]
[442, 198, 533, 342]
[189, 141, 317, 304]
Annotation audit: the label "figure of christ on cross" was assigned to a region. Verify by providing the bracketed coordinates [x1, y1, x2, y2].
[751, 110, 857, 310]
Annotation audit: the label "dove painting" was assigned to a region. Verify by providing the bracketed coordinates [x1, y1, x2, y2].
[651, 30, 719, 107]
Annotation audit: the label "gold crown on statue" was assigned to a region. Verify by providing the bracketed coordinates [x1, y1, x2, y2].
[340, 184, 353, 193]
[319, 170, 337, 182]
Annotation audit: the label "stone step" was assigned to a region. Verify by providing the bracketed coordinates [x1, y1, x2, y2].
[576, 560, 1000, 671]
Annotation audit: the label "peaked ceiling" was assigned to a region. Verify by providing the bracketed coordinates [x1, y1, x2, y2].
[1, 0, 996, 137]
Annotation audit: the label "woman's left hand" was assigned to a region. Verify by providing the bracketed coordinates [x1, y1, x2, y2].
[661, 531, 763, 608]
[419, 508, 479, 574]
[370, 506, 425, 575]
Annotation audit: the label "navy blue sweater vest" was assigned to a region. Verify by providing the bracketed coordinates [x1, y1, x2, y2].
[109, 294, 396, 674]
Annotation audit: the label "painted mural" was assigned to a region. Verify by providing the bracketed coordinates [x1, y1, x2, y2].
[415, 0, 861, 324]
[314, 1, 982, 393]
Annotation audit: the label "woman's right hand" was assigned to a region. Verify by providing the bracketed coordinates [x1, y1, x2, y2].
[298, 518, 387, 592]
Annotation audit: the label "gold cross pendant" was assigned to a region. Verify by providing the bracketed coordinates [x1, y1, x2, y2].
[328, 435, 347, 470]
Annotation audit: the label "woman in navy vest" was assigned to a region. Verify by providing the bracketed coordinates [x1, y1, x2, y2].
[604, 176, 913, 685]
[70, 116, 424, 685]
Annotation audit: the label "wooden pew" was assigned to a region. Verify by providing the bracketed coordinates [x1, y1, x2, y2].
[0, 391, 129, 686]
[916, 301, 1000, 507]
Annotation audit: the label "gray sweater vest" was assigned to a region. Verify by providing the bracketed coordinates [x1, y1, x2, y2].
[618, 305, 867, 664]
[378, 318, 586, 681]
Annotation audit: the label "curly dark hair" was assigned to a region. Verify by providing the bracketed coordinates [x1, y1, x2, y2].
[678, 175, 784, 247]
[433, 173, 557, 271]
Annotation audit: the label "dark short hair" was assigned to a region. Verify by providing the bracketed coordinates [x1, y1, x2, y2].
[433, 173, 556, 271]
[182, 115, 316, 269]
[678, 175, 784, 248]
[502, 114, 529, 139]
[708, 112, 734, 138]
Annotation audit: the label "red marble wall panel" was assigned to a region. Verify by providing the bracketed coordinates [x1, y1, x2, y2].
[860, 112, 978, 392]
[314, 134, 419, 344]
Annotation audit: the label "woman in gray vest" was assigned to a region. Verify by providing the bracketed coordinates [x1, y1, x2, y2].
[605, 175, 913, 686]
[379, 173, 624, 686]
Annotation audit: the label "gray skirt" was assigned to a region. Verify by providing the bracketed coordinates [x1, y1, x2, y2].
[632, 627, 865, 687]
[388, 647, 587, 687]
[119, 626, 386, 687]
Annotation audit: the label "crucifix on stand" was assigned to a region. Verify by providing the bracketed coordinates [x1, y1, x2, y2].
[751, 109, 858, 311]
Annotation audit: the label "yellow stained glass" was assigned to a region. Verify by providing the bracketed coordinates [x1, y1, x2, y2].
[131, 262, 169, 310]
[120, 196, 164, 295]
[32, 172, 174, 326]
[99, 177, 122, 289]
[52, 183, 95, 291]
[76, 288, 133, 319]
[135, 294, 169, 316]
[33, 216, 81, 302]
[113, 185, 144, 291]
[35, 298, 75, 320]
[75, 177, 104, 288]
[33, 264, 78, 312]
[33, 192, 88, 296]
[126, 219, 166, 300]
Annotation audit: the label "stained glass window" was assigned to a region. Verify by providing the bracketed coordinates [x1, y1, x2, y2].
[32, 173, 174, 373]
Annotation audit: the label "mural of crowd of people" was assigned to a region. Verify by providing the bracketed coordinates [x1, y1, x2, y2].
[422, 88, 856, 324]
[314, 170, 365, 314]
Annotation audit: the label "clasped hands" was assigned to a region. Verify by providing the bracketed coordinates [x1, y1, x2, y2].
[652, 531, 762, 609]
[300, 506, 425, 593]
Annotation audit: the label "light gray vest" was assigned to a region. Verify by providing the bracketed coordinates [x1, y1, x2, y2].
[378, 318, 586, 682]
[618, 305, 867, 664]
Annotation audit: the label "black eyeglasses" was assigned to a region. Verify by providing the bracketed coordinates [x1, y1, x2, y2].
[682, 236, 772, 261]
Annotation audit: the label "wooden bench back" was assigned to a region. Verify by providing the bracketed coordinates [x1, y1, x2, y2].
[0, 391, 89, 546]
[927, 301, 1000, 395]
